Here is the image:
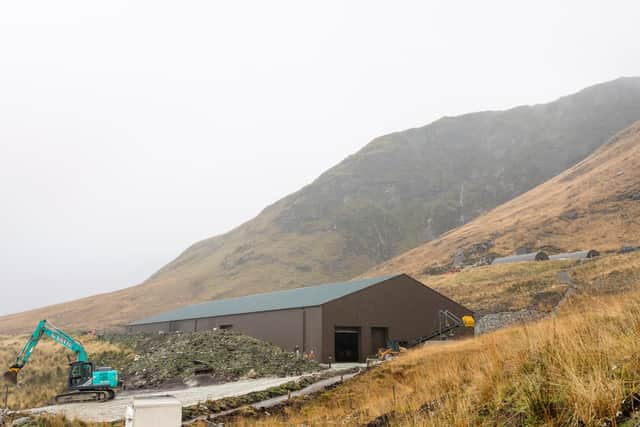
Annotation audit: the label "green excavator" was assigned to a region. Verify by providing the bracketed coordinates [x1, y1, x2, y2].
[3, 320, 119, 403]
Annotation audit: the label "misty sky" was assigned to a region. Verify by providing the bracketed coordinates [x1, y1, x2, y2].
[1, 1, 639, 317]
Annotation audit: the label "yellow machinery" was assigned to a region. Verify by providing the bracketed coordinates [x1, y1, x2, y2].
[377, 310, 474, 360]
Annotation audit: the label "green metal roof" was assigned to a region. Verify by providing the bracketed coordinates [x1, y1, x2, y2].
[130, 274, 400, 325]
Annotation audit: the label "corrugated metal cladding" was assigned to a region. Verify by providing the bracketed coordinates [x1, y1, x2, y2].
[491, 251, 549, 265]
[549, 250, 600, 260]
[128, 274, 473, 363]
[130, 275, 397, 325]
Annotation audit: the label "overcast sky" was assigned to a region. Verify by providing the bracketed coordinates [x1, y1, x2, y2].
[1, 1, 639, 317]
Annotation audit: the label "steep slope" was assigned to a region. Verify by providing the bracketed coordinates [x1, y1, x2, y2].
[368, 120, 640, 277]
[2, 77, 640, 333]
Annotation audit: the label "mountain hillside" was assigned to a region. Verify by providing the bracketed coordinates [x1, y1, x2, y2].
[2, 78, 640, 333]
[367, 120, 640, 278]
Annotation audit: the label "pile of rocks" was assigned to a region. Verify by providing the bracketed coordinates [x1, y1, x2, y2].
[97, 330, 322, 390]
[475, 310, 545, 335]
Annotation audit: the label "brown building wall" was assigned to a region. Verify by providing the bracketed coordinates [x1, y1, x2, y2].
[128, 306, 323, 355]
[321, 275, 474, 362]
[128, 275, 472, 363]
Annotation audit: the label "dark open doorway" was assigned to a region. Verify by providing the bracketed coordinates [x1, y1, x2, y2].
[371, 327, 388, 355]
[334, 327, 360, 362]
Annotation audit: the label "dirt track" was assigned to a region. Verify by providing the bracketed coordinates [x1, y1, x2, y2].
[29, 376, 300, 422]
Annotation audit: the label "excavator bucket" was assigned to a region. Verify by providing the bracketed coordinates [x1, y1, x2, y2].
[2, 365, 21, 385]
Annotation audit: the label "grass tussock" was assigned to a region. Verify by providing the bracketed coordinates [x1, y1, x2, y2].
[242, 289, 640, 426]
[571, 252, 640, 294]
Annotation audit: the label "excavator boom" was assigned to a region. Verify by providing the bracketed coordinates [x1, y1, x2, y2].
[3, 320, 88, 386]
[3, 319, 117, 403]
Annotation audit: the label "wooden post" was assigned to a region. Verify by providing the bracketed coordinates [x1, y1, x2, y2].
[392, 384, 397, 408]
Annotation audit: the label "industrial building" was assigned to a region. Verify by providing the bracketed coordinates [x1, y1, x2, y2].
[128, 274, 473, 363]
[491, 251, 549, 265]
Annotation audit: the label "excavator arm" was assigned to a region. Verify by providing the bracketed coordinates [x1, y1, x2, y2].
[3, 320, 88, 385]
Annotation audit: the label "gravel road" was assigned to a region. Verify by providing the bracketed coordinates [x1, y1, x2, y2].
[185, 372, 361, 423]
[29, 376, 300, 422]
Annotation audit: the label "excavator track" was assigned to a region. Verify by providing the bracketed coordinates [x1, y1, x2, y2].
[54, 389, 115, 404]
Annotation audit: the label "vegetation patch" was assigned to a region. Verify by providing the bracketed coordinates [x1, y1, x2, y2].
[182, 376, 318, 422]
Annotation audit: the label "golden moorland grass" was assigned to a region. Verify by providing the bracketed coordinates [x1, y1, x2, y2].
[0, 335, 126, 409]
[240, 290, 640, 426]
[2, 253, 639, 426]
[415, 252, 640, 315]
[217, 254, 640, 426]
[571, 252, 640, 295]
[425, 259, 576, 314]
[3, 253, 640, 414]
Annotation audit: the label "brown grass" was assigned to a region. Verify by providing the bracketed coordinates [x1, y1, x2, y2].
[571, 252, 640, 294]
[0, 335, 125, 409]
[425, 260, 576, 314]
[239, 287, 640, 426]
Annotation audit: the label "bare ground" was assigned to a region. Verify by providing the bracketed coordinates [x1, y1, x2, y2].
[28, 376, 300, 422]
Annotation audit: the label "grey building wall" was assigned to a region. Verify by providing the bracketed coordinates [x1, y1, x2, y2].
[129, 321, 170, 333]
[171, 319, 196, 332]
[320, 275, 474, 362]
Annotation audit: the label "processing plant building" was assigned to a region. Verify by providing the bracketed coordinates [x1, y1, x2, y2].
[128, 274, 473, 363]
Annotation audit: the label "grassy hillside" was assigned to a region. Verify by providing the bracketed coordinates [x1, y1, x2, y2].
[2, 252, 639, 425]
[229, 269, 640, 426]
[425, 252, 640, 332]
[2, 77, 640, 333]
[368, 120, 640, 278]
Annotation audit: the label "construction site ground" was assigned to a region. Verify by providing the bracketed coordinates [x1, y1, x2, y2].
[28, 376, 301, 422]
[26, 364, 365, 423]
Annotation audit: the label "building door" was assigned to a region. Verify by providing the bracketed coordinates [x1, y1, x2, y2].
[371, 327, 388, 355]
[334, 328, 360, 362]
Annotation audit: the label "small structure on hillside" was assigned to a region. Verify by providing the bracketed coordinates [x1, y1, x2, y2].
[619, 246, 640, 254]
[491, 251, 549, 265]
[549, 250, 600, 261]
[127, 274, 473, 363]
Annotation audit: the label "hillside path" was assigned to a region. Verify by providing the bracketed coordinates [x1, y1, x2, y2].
[28, 376, 301, 422]
[554, 270, 579, 315]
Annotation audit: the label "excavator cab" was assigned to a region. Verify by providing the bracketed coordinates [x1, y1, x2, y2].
[68, 361, 94, 389]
